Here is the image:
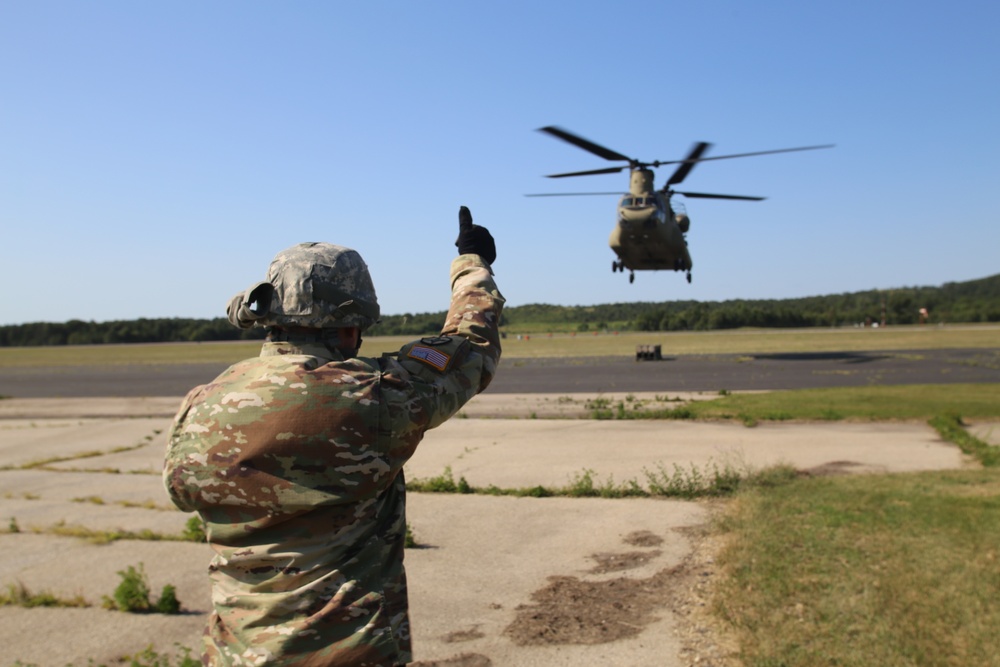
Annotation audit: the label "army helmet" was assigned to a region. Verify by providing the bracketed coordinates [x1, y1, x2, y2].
[229, 242, 380, 331]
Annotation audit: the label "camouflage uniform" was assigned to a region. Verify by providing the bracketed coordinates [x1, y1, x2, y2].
[164, 253, 503, 666]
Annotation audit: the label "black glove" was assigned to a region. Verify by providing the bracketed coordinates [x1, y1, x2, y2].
[455, 205, 496, 265]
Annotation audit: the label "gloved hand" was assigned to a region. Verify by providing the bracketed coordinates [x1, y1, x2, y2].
[226, 282, 274, 329]
[455, 205, 496, 265]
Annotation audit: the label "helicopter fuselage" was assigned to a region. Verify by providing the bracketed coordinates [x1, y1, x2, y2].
[608, 168, 692, 276]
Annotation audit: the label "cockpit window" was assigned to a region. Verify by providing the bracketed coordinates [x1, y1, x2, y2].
[622, 196, 658, 207]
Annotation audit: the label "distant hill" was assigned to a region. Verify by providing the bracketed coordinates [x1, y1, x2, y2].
[2, 274, 998, 347]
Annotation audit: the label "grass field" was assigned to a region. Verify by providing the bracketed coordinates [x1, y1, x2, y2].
[602, 383, 1000, 423]
[1, 323, 998, 367]
[498, 323, 1000, 358]
[715, 463, 1000, 667]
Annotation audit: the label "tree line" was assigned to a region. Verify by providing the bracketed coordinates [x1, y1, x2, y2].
[2, 273, 997, 347]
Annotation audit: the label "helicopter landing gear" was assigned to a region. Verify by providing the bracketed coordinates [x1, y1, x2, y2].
[611, 259, 635, 283]
[686, 271, 692, 283]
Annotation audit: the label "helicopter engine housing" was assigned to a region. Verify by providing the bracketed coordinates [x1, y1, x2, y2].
[675, 212, 690, 233]
[629, 169, 655, 195]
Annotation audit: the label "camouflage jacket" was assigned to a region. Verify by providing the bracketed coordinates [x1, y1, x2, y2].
[164, 255, 503, 666]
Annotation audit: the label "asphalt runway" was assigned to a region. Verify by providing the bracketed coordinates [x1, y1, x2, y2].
[2, 348, 997, 398]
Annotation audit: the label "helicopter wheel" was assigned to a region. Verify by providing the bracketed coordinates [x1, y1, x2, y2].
[686, 272, 692, 283]
[629, 272, 635, 284]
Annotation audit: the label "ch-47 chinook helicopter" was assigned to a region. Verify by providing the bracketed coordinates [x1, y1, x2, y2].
[527, 126, 833, 284]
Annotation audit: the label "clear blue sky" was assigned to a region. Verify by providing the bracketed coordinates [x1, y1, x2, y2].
[2, 1, 998, 325]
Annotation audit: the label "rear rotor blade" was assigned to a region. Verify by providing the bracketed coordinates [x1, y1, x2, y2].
[665, 142, 711, 187]
[674, 191, 766, 201]
[538, 126, 633, 162]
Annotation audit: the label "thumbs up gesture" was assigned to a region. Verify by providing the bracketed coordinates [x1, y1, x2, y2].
[454, 206, 496, 265]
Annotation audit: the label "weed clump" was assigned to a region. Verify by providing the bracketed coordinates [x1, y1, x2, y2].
[155, 584, 181, 614]
[644, 460, 745, 499]
[406, 466, 473, 494]
[102, 563, 182, 614]
[405, 523, 418, 549]
[566, 469, 645, 498]
[589, 401, 695, 420]
[1, 581, 88, 608]
[407, 460, 797, 500]
[182, 515, 207, 542]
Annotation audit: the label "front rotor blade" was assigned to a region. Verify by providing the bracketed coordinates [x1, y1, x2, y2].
[675, 191, 766, 201]
[546, 166, 629, 178]
[666, 142, 711, 187]
[538, 126, 633, 162]
[651, 143, 835, 169]
[672, 144, 835, 165]
[524, 192, 624, 197]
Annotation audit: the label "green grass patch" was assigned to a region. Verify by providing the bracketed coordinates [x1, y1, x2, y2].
[18, 520, 204, 544]
[930, 413, 1000, 467]
[496, 326, 1000, 358]
[407, 461, 797, 500]
[0, 341, 263, 368]
[1, 441, 152, 473]
[41, 522, 170, 544]
[406, 466, 474, 494]
[71, 496, 179, 512]
[602, 383, 1000, 423]
[0, 581, 89, 609]
[714, 468, 1000, 667]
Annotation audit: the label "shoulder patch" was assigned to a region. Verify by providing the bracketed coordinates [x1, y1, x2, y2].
[407, 345, 452, 371]
[419, 335, 453, 346]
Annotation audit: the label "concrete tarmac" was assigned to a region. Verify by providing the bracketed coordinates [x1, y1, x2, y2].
[2, 387, 992, 667]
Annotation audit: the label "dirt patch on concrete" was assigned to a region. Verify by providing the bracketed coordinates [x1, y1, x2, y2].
[504, 569, 673, 646]
[504, 531, 676, 647]
[623, 529, 664, 547]
[588, 550, 663, 574]
[441, 627, 486, 644]
[503, 515, 743, 665]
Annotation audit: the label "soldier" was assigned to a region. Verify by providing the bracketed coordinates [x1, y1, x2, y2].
[164, 207, 502, 666]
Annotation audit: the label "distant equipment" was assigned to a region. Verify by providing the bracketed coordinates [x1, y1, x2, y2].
[635, 344, 663, 361]
[528, 126, 833, 284]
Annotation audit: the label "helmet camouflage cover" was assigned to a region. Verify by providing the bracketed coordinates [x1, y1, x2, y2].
[229, 242, 381, 331]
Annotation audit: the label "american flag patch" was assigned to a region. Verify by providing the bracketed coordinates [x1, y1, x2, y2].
[408, 345, 451, 371]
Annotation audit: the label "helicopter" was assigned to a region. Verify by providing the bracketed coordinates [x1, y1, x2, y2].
[528, 126, 833, 284]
